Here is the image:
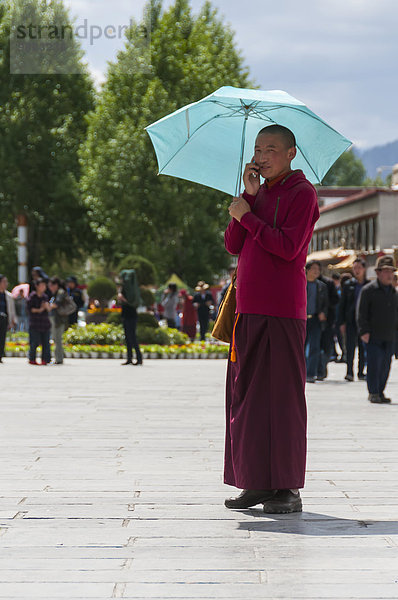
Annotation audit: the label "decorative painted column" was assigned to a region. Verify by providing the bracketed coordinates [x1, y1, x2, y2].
[17, 214, 28, 283]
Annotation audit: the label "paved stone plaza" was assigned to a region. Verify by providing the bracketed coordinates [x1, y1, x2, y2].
[0, 357, 398, 599]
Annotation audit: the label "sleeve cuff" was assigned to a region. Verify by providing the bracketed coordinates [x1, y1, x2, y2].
[240, 211, 260, 232]
[242, 190, 257, 207]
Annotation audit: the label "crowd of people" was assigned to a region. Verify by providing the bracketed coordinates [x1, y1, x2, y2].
[305, 255, 398, 404]
[0, 266, 222, 366]
[0, 267, 84, 366]
[3, 255, 397, 400]
[160, 280, 216, 342]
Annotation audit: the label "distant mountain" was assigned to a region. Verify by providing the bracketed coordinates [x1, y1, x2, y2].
[354, 140, 398, 179]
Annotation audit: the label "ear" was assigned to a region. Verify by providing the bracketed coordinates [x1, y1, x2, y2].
[288, 147, 297, 160]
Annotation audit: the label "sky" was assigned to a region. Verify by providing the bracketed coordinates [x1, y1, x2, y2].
[63, 0, 398, 149]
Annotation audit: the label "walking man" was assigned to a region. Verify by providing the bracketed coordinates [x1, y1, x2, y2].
[224, 124, 319, 513]
[357, 255, 398, 404]
[317, 267, 339, 380]
[338, 258, 369, 381]
[305, 261, 328, 383]
[193, 282, 214, 341]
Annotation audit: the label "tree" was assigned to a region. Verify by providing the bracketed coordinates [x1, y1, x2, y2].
[321, 149, 366, 186]
[0, 0, 95, 277]
[80, 0, 252, 286]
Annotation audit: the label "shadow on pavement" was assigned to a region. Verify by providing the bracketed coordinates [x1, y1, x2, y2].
[237, 511, 398, 536]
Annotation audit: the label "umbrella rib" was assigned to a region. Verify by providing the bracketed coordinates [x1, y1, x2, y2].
[296, 142, 320, 183]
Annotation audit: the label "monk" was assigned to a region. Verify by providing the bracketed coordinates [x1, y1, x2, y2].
[224, 124, 319, 513]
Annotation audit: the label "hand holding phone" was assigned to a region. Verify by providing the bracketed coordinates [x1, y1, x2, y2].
[243, 156, 261, 196]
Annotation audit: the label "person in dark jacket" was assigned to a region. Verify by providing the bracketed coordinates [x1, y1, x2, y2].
[193, 281, 214, 341]
[357, 255, 398, 404]
[338, 258, 370, 381]
[316, 264, 339, 380]
[305, 261, 328, 383]
[331, 273, 346, 361]
[66, 276, 85, 326]
[118, 277, 143, 366]
[27, 278, 51, 365]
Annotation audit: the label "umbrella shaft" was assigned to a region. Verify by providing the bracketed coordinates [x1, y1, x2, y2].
[235, 113, 249, 197]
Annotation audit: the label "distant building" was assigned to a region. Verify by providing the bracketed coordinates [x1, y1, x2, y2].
[310, 184, 398, 257]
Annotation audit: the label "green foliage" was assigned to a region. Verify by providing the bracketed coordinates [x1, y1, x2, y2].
[363, 174, 389, 187]
[87, 277, 117, 305]
[0, 222, 18, 286]
[106, 311, 123, 325]
[64, 321, 188, 345]
[321, 150, 366, 186]
[80, 0, 252, 285]
[137, 325, 170, 344]
[137, 312, 158, 328]
[139, 286, 156, 308]
[64, 323, 125, 345]
[117, 255, 158, 285]
[0, 0, 95, 276]
[163, 327, 189, 345]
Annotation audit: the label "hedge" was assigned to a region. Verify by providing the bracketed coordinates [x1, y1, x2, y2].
[63, 323, 189, 346]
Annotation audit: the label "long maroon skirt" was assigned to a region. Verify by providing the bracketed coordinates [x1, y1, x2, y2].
[224, 314, 307, 490]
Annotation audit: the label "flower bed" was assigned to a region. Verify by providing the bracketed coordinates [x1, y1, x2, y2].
[5, 341, 229, 359]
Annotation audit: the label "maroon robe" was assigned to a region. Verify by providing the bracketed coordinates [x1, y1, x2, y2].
[224, 170, 319, 490]
[224, 314, 307, 489]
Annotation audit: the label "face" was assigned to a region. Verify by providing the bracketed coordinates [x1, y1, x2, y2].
[352, 262, 366, 280]
[68, 281, 76, 289]
[377, 269, 395, 286]
[306, 264, 321, 281]
[48, 282, 57, 294]
[0, 277, 7, 291]
[36, 282, 46, 295]
[254, 133, 296, 180]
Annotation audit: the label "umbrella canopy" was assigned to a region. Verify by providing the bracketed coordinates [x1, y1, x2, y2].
[11, 283, 29, 299]
[146, 86, 351, 196]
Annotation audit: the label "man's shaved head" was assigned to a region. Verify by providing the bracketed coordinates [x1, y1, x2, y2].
[257, 125, 296, 149]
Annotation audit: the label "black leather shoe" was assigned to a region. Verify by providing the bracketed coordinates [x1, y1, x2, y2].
[122, 360, 133, 365]
[368, 392, 391, 404]
[380, 393, 392, 403]
[133, 359, 143, 365]
[263, 489, 302, 514]
[224, 489, 276, 509]
[358, 373, 367, 381]
[369, 393, 391, 404]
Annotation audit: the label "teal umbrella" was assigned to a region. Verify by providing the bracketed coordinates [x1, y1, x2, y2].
[146, 86, 351, 196]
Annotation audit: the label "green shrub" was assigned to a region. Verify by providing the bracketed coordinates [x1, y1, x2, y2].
[87, 277, 117, 308]
[136, 326, 170, 345]
[117, 255, 157, 286]
[106, 311, 122, 325]
[140, 286, 156, 308]
[164, 328, 190, 345]
[137, 312, 158, 329]
[63, 322, 189, 346]
[64, 323, 124, 345]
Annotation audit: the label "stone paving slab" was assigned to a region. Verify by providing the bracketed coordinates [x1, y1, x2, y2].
[0, 357, 398, 598]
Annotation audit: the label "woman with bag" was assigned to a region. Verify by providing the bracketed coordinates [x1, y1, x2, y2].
[48, 277, 73, 365]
